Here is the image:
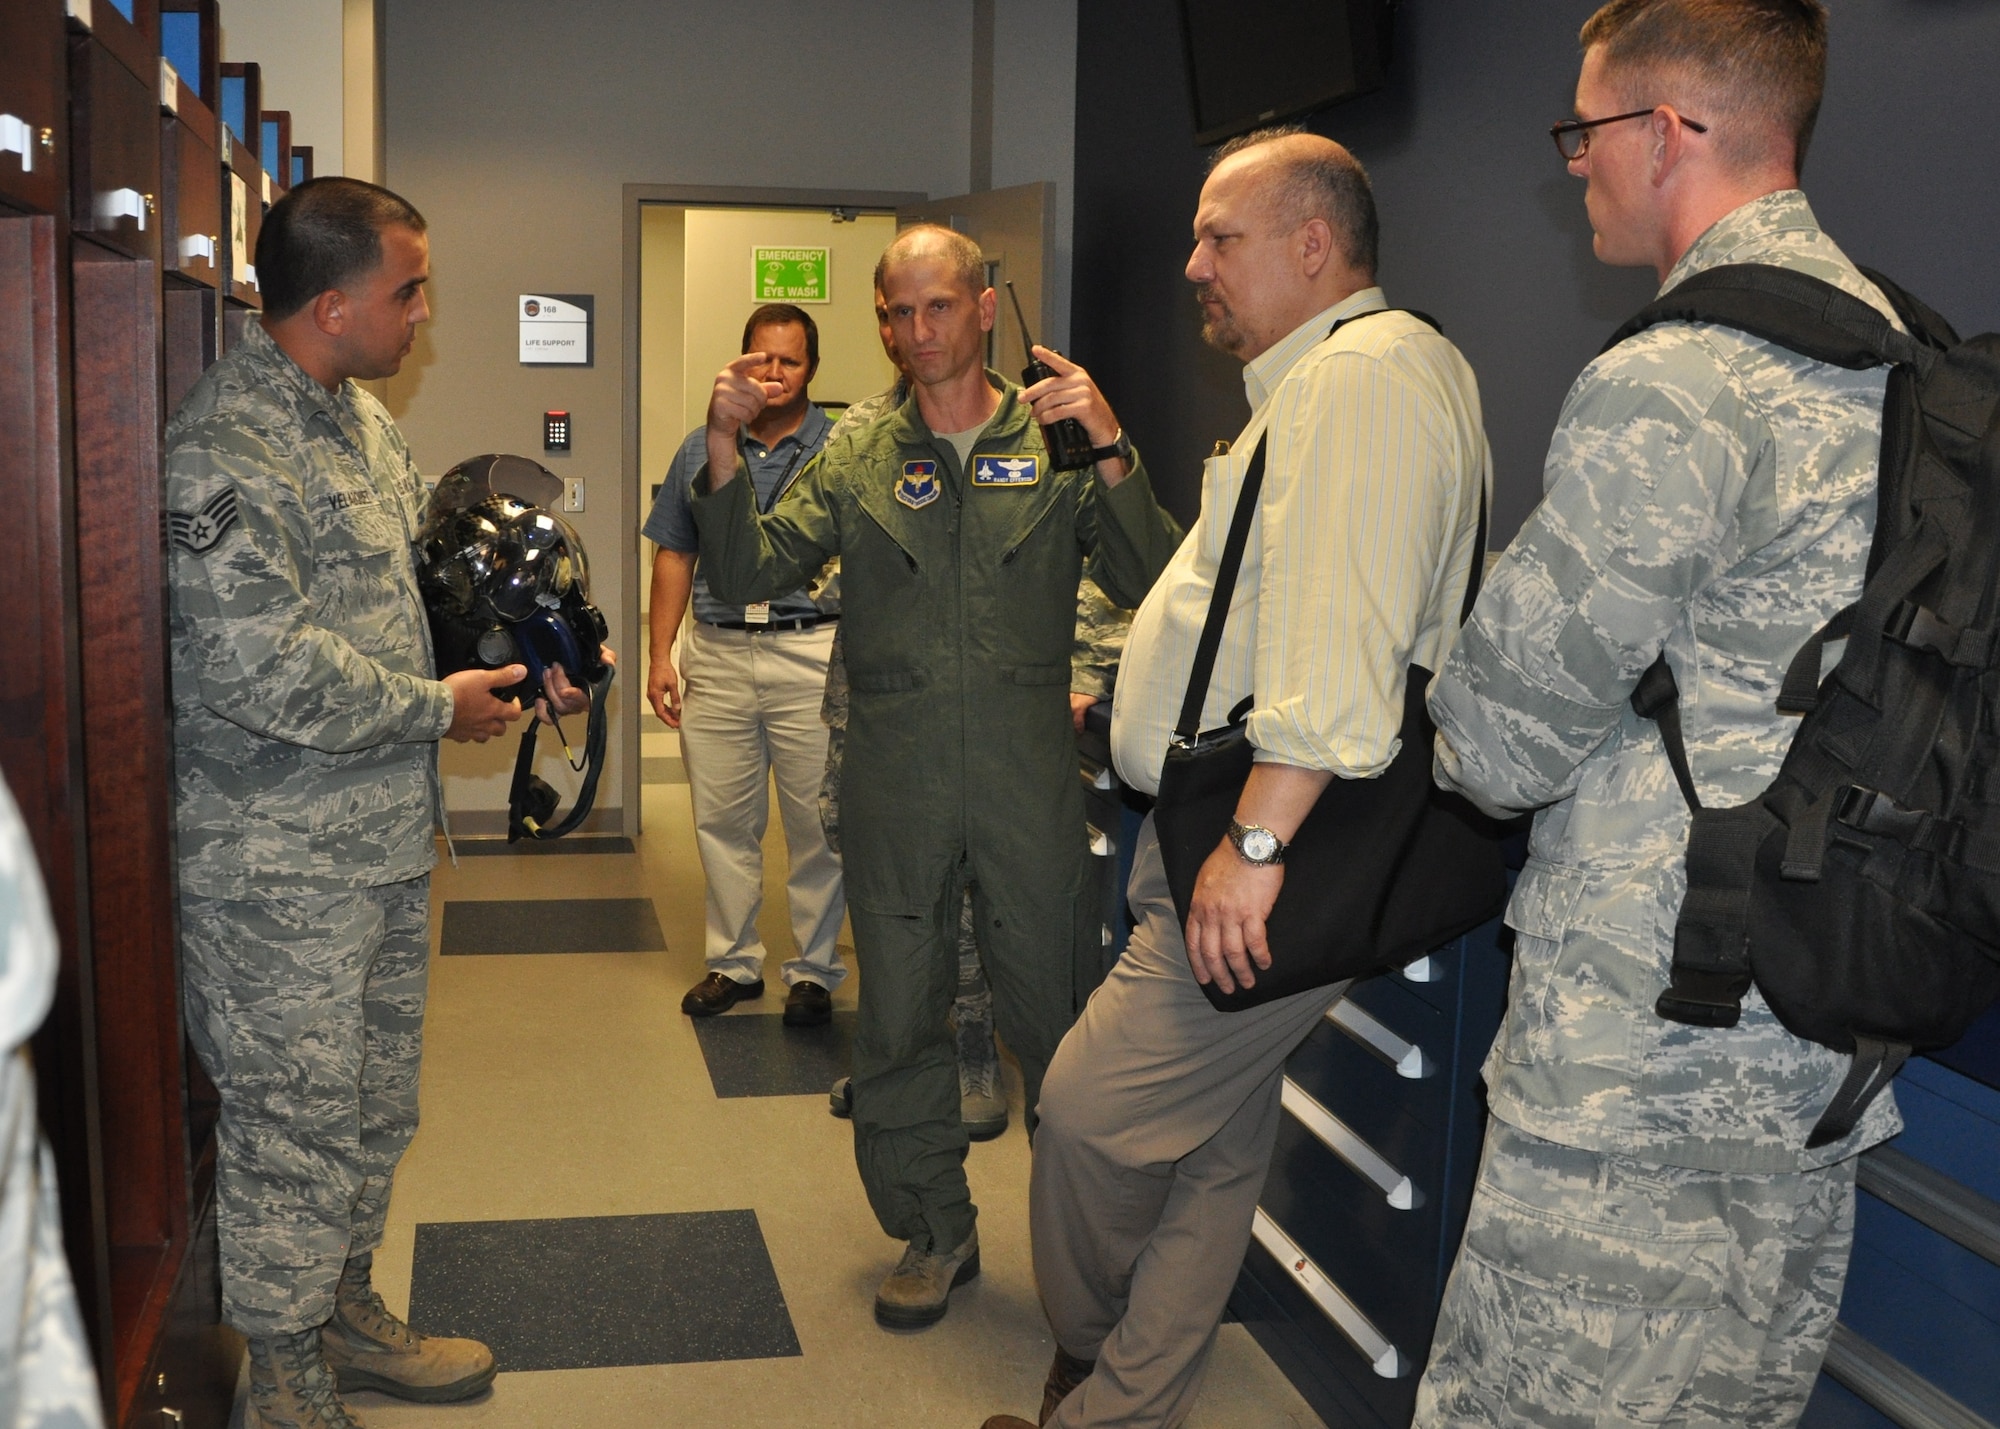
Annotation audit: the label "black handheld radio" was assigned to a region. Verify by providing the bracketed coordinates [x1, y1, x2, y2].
[1005, 280, 1097, 471]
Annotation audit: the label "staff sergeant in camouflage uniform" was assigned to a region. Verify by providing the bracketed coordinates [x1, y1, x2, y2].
[1418, 5, 1899, 1424]
[694, 225, 1181, 1329]
[821, 294, 1136, 1142]
[167, 178, 597, 1429]
[0, 773, 105, 1429]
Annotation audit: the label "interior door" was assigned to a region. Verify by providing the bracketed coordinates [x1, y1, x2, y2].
[897, 180, 1055, 377]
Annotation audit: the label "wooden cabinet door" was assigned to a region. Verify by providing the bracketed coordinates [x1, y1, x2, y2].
[69, 35, 160, 262]
[161, 113, 217, 287]
[0, 0, 66, 216]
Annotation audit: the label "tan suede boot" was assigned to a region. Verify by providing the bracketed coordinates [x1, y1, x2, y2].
[244, 1329, 365, 1429]
[873, 1231, 980, 1328]
[318, 1252, 496, 1403]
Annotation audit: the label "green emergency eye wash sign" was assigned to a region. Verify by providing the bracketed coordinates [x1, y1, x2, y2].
[753, 247, 830, 303]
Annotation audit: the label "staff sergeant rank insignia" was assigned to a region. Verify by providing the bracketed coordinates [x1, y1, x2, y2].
[169, 488, 241, 555]
[896, 460, 941, 510]
[972, 454, 1040, 488]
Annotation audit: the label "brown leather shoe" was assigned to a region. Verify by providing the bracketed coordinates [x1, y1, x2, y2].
[979, 1344, 1094, 1429]
[681, 971, 764, 1016]
[1042, 1345, 1096, 1422]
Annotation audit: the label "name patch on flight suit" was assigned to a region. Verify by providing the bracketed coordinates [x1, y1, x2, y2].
[972, 455, 1040, 488]
[897, 461, 941, 510]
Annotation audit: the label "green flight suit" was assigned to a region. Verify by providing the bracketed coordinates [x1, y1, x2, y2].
[692, 374, 1181, 1250]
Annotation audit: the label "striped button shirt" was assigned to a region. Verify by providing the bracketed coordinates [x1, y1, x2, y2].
[1111, 288, 1491, 796]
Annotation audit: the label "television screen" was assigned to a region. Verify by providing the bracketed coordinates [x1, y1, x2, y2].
[1179, 0, 1395, 146]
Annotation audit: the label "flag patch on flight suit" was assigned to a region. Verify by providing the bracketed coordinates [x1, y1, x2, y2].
[897, 461, 941, 509]
[972, 455, 1040, 487]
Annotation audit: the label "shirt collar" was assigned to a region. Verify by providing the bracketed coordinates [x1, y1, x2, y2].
[746, 401, 832, 454]
[1243, 287, 1388, 410]
[1660, 189, 1820, 295]
[238, 319, 355, 428]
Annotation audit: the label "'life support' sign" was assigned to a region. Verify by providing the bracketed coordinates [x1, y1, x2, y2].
[753, 248, 829, 304]
[519, 294, 594, 366]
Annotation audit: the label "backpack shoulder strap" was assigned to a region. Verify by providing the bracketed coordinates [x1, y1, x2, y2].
[1857, 266, 1960, 349]
[1603, 262, 1917, 370]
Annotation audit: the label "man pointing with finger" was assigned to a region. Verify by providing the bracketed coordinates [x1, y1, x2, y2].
[692, 224, 1183, 1329]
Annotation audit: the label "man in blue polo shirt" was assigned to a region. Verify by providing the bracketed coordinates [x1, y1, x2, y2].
[645, 303, 845, 1027]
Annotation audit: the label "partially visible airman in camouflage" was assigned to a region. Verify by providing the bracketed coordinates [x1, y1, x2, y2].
[0, 775, 105, 1429]
[166, 178, 567, 1429]
[1418, 6, 1895, 1424]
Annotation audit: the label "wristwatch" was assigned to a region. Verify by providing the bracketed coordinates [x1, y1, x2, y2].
[1226, 818, 1286, 866]
[1086, 427, 1135, 467]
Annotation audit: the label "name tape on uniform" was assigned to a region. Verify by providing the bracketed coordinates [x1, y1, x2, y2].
[972, 454, 1040, 488]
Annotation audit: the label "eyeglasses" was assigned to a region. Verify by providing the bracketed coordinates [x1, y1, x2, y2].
[1549, 108, 1707, 161]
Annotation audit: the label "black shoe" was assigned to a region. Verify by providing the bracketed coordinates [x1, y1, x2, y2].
[783, 980, 833, 1027]
[682, 972, 764, 1016]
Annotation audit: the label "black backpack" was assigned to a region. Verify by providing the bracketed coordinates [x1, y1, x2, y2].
[1606, 262, 2000, 1149]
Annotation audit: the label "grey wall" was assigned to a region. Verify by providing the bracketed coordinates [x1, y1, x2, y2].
[1076, 0, 2000, 540]
[379, 0, 1078, 821]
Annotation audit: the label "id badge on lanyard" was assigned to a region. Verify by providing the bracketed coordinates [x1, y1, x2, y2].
[745, 432, 806, 629]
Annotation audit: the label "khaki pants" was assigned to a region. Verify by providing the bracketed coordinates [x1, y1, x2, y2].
[1029, 815, 1348, 1427]
[679, 621, 846, 988]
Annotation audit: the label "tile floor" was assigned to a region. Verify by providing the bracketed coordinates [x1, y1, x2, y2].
[345, 732, 1326, 1428]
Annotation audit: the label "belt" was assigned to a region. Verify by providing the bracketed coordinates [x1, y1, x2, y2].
[703, 614, 839, 633]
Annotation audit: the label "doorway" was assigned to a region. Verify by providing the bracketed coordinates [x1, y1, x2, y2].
[619, 181, 1061, 835]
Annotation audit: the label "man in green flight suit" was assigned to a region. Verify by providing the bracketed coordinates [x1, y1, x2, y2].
[692, 224, 1182, 1328]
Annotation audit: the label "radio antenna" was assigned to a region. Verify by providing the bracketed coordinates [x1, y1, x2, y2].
[1004, 280, 1038, 363]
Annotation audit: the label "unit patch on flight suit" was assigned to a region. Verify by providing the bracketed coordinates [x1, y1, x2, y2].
[972, 454, 1040, 487]
[897, 461, 941, 510]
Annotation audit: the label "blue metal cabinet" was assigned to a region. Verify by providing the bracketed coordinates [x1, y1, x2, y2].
[1801, 1017, 2000, 1429]
[1229, 915, 1510, 1429]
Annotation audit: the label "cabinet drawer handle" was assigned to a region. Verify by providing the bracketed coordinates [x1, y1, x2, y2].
[1281, 1078, 1421, 1209]
[96, 187, 148, 230]
[1250, 1208, 1410, 1378]
[1327, 998, 1432, 1078]
[0, 114, 31, 173]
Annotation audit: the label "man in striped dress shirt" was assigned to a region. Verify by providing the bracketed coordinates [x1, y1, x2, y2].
[985, 128, 1490, 1429]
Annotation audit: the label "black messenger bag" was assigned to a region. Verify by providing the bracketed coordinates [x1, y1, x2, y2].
[1153, 422, 1507, 1013]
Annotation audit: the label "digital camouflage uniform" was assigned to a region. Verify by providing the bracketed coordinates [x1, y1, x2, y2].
[166, 320, 453, 1337]
[694, 374, 1179, 1252]
[1419, 192, 1900, 1427]
[0, 777, 105, 1429]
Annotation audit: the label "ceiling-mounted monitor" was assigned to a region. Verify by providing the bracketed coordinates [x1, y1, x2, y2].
[1178, 0, 1396, 146]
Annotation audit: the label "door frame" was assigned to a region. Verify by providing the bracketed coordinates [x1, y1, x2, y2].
[620, 184, 924, 834]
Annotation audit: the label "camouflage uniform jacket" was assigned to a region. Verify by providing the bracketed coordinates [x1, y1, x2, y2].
[1429, 191, 1904, 1172]
[692, 372, 1181, 915]
[166, 321, 453, 900]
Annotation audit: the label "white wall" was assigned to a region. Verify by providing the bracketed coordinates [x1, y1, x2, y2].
[217, 0, 346, 174]
[380, 0, 1077, 825]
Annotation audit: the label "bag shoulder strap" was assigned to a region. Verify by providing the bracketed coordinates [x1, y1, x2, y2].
[1173, 434, 1266, 742]
[1603, 262, 1920, 371]
[1171, 309, 1482, 744]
